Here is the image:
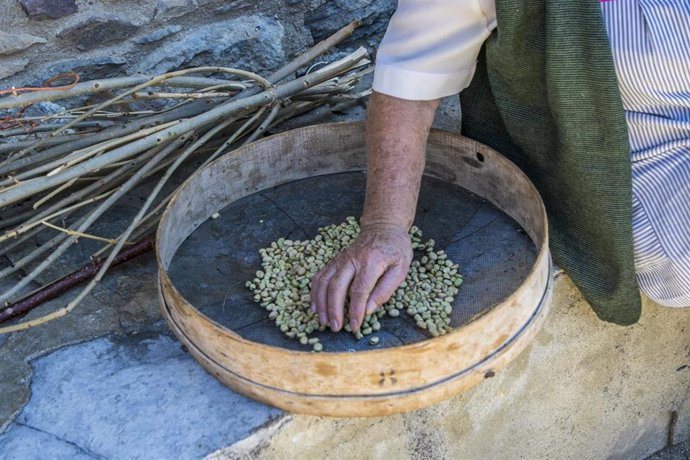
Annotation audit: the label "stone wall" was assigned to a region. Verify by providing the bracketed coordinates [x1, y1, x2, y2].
[0, 0, 395, 87]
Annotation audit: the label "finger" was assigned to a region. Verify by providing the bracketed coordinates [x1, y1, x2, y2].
[311, 265, 335, 326]
[348, 263, 387, 332]
[366, 264, 408, 315]
[326, 263, 356, 332]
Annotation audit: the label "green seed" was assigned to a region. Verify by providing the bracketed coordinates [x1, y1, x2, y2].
[249, 218, 462, 344]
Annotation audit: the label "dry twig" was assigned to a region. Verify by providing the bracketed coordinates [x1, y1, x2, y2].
[0, 20, 369, 332]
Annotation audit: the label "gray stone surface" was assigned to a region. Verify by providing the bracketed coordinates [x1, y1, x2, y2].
[57, 16, 140, 51]
[0, 31, 46, 56]
[153, 0, 199, 21]
[23, 101, 66, 118]
[133, 14, 285, 75]
[19, 0, 78, 20]
[0, 424, 95, 460]
[0, 252, 163, 431]
[648, 439, 690, 459]
[212, 1, 254, 14]
[134, 25, 183, 44]
[0, 58, 30, 80]
[0, 0, 391, 94]
[40, 56, 127, 82]
[0, 334, 281, 459]
[305, 0, 395, 45]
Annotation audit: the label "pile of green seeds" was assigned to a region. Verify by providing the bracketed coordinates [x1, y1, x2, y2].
[246, 217, 463, 352]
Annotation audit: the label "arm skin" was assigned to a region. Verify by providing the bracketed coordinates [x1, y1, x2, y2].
[310, 91, 440, 332]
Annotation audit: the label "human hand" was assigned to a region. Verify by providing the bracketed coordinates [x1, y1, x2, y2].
[310, 223, 413, 332]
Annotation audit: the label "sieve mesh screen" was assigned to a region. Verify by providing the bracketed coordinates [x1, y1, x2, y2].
[167, 172, 537, 352]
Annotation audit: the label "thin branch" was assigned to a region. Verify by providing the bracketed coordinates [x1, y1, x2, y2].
[0, 25, 369, 331]
[0, 142, 167, 245]
[132, 91, 233, 99]
[0, 121, 115, 139]
[32, 178, 77, 209]
[0, 134, 193, 302]
[0, 99, 211, 175]
[0, 235, 154, 326]
[0, 48, 367, 208]
[0, 76, 248, 110]
[4, 67, 270, 167]
[40, 220, 131, 245]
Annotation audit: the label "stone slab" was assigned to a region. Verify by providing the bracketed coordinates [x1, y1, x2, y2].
[57, 16, 139, 51]
[153, 0, 199, 21]
[0, 31, 46, 56]
[0, 334, 281, 459]
[0, 424, 95, 460]
[19, 0, 78, 20]
[132, 14, 285, 75]
[0, 58, 30, 81]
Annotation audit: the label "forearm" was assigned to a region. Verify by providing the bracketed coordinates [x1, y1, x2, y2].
[361, 92, 440, 231]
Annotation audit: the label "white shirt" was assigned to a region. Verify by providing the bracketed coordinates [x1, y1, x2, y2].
[372, 0, 497, 101]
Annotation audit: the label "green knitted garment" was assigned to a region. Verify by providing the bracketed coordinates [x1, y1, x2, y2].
[460, 0, 641, 324]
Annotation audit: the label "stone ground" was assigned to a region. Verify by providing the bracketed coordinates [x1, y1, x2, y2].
[0, 102, 688, 459]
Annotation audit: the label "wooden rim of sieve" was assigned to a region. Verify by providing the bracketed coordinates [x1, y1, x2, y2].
[156, 121, 552, 416]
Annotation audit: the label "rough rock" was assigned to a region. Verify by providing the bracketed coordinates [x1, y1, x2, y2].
[133, 15, 285, 75]
[23, 102, 66, 118]
[153, 0, 199, 21]
[36, 56, 127, 83]
[18, 0, 78, 20]
[277, 18, 314, 66]
[57, 16, 140, 51]
[0, 58, 30, 81]
[134, 25, 183, 44]
[0, 32, 46, 56]
[304, 0, 395, 44]
[213, 1, 254, 14]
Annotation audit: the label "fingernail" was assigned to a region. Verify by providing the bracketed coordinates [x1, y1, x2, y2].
[330, 319, 339, 331]
[310, 302, 316, 313]
[350, 319, 358, 331]
[319, 312, 328, 325]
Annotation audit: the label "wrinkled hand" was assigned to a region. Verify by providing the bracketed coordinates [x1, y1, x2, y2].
[310, 224, 412, 332]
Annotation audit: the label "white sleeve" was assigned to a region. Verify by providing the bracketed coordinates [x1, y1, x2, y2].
[373, 0, 497, 101]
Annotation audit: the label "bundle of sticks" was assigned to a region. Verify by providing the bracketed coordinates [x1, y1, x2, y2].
[0, 21, 370, 333]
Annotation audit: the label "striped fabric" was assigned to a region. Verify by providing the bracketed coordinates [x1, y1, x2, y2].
[602, 0, 690, 307]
